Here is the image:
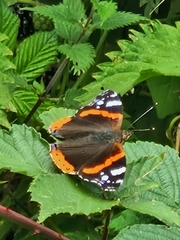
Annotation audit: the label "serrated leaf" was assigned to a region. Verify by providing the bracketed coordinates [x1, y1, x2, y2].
[97, 1, 117, 24]
[29, 173, 118, 222]
[13, 31, 58, 81]
[86, 21, 180, 118]
[58, 43, 95, 73]
[25, 1, 86, 43]
[28, 0, 86, 23]
[60, 0, 86, 22]
[94, 11, 146, 30]
[40, 107, 76, 130]
[114, 224, 180, 240]
[0, 124, 56, 176]
[0, 1, 19, 50]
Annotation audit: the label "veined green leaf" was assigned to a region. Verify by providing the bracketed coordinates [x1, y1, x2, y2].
[13, 31, 58, 81]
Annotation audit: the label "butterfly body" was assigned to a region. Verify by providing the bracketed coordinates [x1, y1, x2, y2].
[49, 90, 131, 191]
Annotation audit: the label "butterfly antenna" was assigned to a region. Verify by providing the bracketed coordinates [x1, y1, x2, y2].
[128, 102, 158, 131]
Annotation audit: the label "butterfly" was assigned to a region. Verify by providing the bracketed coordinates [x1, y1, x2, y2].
[49, 90, 131, 191]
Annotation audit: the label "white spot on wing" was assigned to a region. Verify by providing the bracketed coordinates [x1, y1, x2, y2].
[106, 100, 122, 107]
[110, 92, 118, 97]
[97, 100, 104, 105]
[110, 167, 126, 176]
[101, 175, 109, 181]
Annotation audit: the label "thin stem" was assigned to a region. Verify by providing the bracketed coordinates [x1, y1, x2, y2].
[101, 210, 110, 240]
[23, 58, 68, 124]
[0, 205, 69, 240]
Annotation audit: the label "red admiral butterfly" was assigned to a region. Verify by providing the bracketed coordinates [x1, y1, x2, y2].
[49, 90, 132, 191]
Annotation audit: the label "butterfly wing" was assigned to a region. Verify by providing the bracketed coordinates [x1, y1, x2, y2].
[49, 90, 126, 191]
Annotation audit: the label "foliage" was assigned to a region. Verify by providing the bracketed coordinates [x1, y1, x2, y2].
[0, 0, 180, 239]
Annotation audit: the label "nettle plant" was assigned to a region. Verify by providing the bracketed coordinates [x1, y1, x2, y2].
[0, 0, 180, 239]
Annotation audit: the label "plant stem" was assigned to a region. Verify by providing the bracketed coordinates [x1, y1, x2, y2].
[0, 205, 69, 240]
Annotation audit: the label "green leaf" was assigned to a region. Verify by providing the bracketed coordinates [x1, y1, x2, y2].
[29, 173, 118, 222]
[0, 124, 56, 176]
[96, 1, 117, 24]
[94, 11, 146, 30]
[0, 1, 19, 50]
[110, 209, 141, 232]
[121, 142, 180, 227]
[84, 21, 180, 118]
[25, 0, 86, 42]
[114, 224, 180, 240]
[58, 43, 95, 73]
[13, 31, 58, 81]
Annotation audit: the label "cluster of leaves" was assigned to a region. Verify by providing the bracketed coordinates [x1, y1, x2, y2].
[0, 0, 180, 239]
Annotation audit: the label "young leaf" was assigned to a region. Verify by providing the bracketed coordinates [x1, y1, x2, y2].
[58, 43, 95, 73]
[13, 31, 58, 81]
[93, 11, 146, 30]
[96, 1, 117, 24]
[0, 124, 56, 176]
[25, 0, 86, 42]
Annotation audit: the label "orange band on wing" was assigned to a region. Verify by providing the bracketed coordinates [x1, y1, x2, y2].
[82, 149, 125, 174]
[79, 109, 122, 119]
[50, 148, 76, 174]
[49, 117, 72, 132]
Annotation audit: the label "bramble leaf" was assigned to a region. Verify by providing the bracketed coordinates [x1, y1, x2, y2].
[13, 31, 58, 81]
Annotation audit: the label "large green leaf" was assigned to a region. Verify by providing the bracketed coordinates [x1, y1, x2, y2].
[121, 142, 180, 227]
[83, 21, 180, 118]
[114, 224, 180, 240]
[29, 173, 118, 222]
[0, 124, 56, 176]
[13, 31, 58, 81]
